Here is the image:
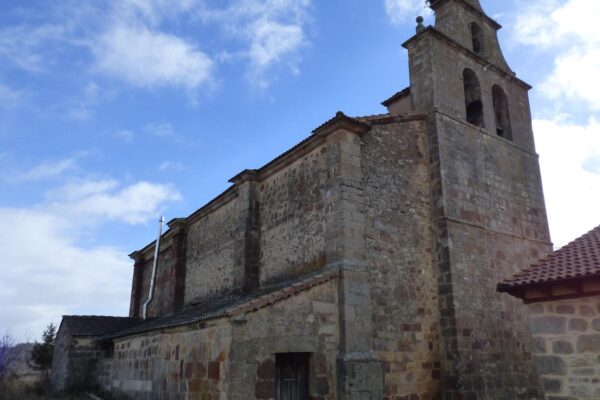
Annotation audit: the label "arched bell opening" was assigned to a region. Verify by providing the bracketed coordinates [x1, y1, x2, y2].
[492, 85, 512, 140]
[463, 68, 484, 127]
[471, 22, 484, 55]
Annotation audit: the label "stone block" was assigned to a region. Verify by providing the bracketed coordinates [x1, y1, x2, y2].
[208, 362, 220, 380]
[532, 336, 547, 354]
[556, 305, 576, 314]
[580, 305, 595, 317]
[255, 381, 275, 399]
[592, 318, 600, 332]
[571, 367, 594, 376]
[531, 316, 566, 335]
[535, 356, 567, 375]
[312, 301, 336, 314]
[529, 304, 545, 315]
[568, 318, 588, 332]
[576, 334, 600, 353]
[541, 377, 562, 393]
[552, 340, 574, 355]
[256, 359, 275, 380]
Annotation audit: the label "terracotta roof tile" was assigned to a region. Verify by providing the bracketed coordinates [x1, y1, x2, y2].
[498, 225, 600, 291]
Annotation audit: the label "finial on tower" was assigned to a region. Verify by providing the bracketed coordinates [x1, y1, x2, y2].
[416, 16, 425, 33]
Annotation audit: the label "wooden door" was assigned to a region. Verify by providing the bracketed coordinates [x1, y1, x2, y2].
[276, 353, 309, 400]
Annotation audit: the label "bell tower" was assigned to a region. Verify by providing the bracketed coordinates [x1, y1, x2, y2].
[404, 1, 552, 398]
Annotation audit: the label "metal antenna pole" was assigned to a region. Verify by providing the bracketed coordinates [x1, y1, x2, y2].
[142, 216, 164, 320]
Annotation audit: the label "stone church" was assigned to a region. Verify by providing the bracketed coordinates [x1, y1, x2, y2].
[51, 0, 555, 398]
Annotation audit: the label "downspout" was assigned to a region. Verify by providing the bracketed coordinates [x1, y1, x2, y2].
[142, 216, 164, 320]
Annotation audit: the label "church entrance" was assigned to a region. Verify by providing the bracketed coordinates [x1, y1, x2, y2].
[276, 353, 309, 400]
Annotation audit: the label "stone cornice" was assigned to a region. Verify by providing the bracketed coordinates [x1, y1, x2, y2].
[132, 231, 175, 262]
[185, 186, 239, 225]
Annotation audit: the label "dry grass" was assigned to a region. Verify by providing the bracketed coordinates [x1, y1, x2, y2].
[0, 375, 89, 400]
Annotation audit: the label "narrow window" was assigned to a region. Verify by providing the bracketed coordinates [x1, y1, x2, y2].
[463, 69, 484, 127]
[492, 85, 512, 140]
[471, 22, 484, 55]
[276, 353, 309, 400]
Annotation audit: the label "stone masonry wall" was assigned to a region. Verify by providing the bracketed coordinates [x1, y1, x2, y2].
[434, 112, 552, 399]
[433, 1, 511, 72]
[258, 143, 328, 284]
[105, 322, 232, 400]
[51, 324, 71, 391]
[228, 279, 339, 400]
[529, 296, 600, 400]
[407, 32, 536, 152]
[405, 22, 553, 397]
[185, 198, 238, 304]
[51, 334, 105, 393]
[136, 238, 179, 318]
[362, 117, 443, 399]
[433, 111, 551, 399]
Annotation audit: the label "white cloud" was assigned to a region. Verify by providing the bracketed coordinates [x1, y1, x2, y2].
[158, 161, 185, 171]
[0, 0, 313, 93]
[47, 179, 181, 225]
[199, 0, 312, 85]
[145, 122, 176, 137]
[514, 0, 600, 109]
[67, 81, 103, 120]
[534, 116, 600, 248]
[384, 0, 431, 24]
[113, 129, 135, 142]
[0, 1, 214, 94]
[113, 0, 199, 27]
[249, 20, 304, 70]
[6, 156, 81, 183]
[93, 25, 213, 90]
[0, 24, 68, 73]
[541, 46, 600, 110]
[0, 178, 180, 340]
[0, 83, 24, 106]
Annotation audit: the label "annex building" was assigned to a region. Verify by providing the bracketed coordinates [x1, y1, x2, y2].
[51, 0, 555, 399]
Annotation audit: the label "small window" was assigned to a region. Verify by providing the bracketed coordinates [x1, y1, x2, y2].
[276, 353, 309, 400]
[471, 22, 484, 55]
[492, 85, 512, 140]
[463, 68, 484, 127]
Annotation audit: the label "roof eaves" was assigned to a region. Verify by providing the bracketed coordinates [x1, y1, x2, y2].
[312, 111, 370, 138]
[381, 87, 411, 107]
[97, 270, 339, 341]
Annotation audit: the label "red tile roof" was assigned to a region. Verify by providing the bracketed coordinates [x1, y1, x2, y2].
[498, 225, 600, 291]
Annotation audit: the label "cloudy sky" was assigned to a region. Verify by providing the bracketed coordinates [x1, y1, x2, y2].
[1, 0, 599, 342]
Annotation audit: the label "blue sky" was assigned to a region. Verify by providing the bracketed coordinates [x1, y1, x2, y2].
[1, 0, 599, 342]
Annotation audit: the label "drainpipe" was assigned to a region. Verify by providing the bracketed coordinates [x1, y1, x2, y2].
[142, 216, 164, 320]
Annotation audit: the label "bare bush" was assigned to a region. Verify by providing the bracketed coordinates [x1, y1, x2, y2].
[0, 330, 14, 381]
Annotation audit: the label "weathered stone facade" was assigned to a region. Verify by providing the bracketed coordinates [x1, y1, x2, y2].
[51, 316, 137, 393]
[93, 275, 339, 399]
[53, 1, 556, 399]
[529, 297, 600, 400]
[107, 322, 232, 399]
